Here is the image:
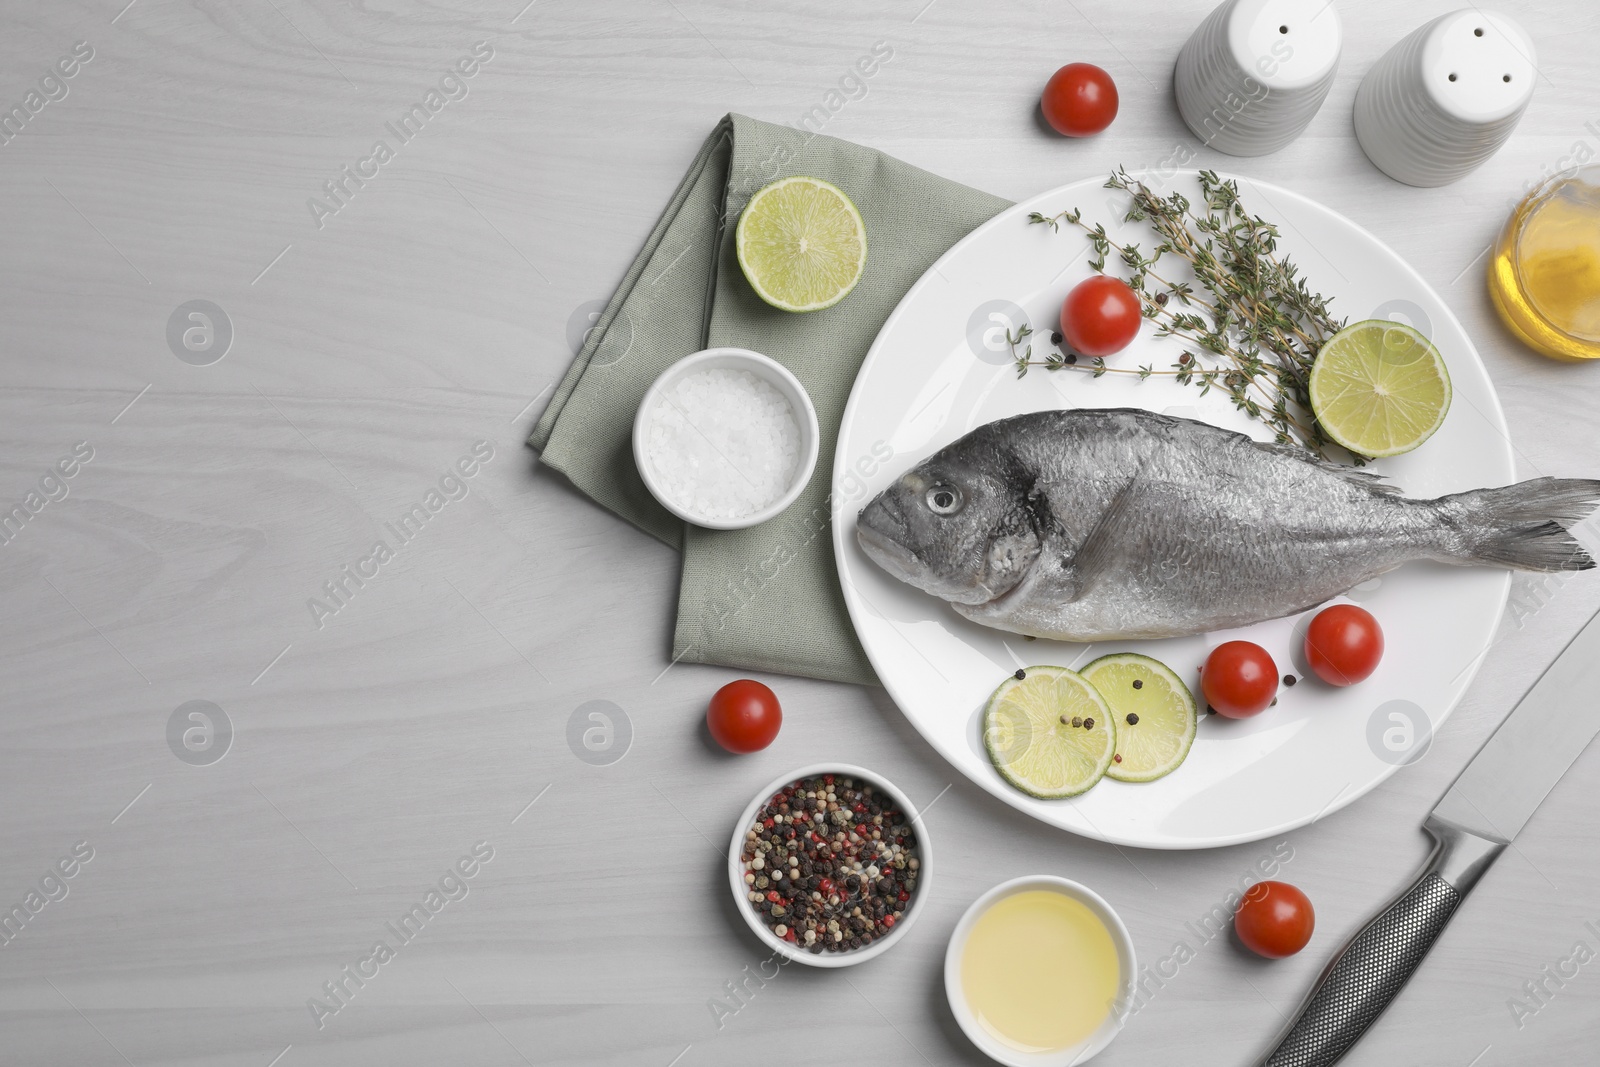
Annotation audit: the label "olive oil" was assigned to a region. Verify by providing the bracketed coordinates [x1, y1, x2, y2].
[959, 890, 1121, 1053]
[1489, 166, 1600, 361]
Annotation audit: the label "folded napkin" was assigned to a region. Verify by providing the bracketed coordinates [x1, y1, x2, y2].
[530, 113, 1010, 685]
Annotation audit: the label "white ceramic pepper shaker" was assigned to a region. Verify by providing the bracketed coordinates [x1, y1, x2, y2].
[1354, 10, 1536, 187]
[1174, 0, 1342, 156]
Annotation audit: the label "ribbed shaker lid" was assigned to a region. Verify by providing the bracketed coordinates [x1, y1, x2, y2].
[1417, 10, 1536, 123]
[1224, 0, 1342, 93]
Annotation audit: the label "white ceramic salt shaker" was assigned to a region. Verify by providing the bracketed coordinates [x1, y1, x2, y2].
[1354, 10, 1536, 187]
[1174, 0, 1342, 156]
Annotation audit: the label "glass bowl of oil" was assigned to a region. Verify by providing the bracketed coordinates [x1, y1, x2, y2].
[944, 875, 1136, 1065]
[1489, 165, 1600, 361]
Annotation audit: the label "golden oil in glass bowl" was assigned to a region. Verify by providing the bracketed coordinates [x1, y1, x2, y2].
[1489, 165, 1600, 361]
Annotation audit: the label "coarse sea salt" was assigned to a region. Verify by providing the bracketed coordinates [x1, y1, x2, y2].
[645, 366, 801, 521]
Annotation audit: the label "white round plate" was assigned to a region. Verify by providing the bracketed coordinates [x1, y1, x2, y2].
[832, 170, 1512, 849]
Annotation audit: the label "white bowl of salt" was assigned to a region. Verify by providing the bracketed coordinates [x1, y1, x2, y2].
[633, 347, 820, 530]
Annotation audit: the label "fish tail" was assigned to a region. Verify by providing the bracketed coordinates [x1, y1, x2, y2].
[1437, 477, 1600, 571]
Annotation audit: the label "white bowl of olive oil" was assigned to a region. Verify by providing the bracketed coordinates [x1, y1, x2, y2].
[945, 876, 1136, 1066]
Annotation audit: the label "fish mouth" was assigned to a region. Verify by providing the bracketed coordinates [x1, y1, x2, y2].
[855, 504, 1005, 607]
[855, 519, 928, 588]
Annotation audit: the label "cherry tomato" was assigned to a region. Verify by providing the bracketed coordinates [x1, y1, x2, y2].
[1234, 880, 1315, 958]
[707, 679, 782, 753]
[1061, 275, 1143, 357]
[1040, 62, 1119, 137]
[1305, 604, 1384, 686]
[1202, 641, 1278, 718]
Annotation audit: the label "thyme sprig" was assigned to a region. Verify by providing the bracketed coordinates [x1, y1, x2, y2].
[1007, 324, 1170, 382]
[1021, 168, 1347, 458]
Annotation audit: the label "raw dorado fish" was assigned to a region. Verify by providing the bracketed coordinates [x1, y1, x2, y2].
[855, 408, 1600, 640]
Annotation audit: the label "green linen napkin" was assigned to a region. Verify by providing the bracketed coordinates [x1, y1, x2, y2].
[530, 113, 1010, 685]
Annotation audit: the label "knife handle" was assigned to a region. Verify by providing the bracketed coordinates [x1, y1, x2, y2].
[1253, 817, 1505, 1067]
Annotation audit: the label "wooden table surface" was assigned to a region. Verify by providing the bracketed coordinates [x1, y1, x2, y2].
[3, 1, 1598, 1064]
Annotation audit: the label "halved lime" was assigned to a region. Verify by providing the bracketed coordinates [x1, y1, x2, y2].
[735, 176, 867, 313]
[1081, 653, 1198, 783]
[1309, 320, 1452, 458]
[982, 666, 1116, 799]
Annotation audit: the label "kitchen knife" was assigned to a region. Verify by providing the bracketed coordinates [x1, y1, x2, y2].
[1253, 605, 1600, 1067]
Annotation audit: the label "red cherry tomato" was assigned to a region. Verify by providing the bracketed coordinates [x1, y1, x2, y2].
[1061, 275, 1143, 357]
[707, 679, 782, 753]
[1305, 604, 1384, 686]
[1234, 881, 1315, 958]
[1040, 62, 1119, 137]
[1202, 641, 1278, 718]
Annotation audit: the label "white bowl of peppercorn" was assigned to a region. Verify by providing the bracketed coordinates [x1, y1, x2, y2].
[728, 763, 932, 968]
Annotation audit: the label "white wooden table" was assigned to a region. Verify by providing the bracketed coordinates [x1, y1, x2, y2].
[2, 2, 1597, 1064]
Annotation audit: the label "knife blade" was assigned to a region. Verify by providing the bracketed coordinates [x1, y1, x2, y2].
[1254, 604, 1600, 1067]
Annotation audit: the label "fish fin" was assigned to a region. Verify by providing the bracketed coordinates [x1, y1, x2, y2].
[1250, 440, 1404, 496]
[1439, 477, 1600, 571]
[1065, 476, 1141, 598]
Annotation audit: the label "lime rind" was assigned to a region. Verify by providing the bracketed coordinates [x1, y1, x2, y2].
[735, 176, 867, 313]
[1081, 653, 1198, 783]
[982, 665, 1116, 799]
[1309, 319, 1452, 459]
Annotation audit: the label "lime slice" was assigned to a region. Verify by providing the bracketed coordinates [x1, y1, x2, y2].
[982, 666, 1116, 799]
[1081, 654, 1198, 783]
[735, 176, 867, 313]
[1309, 320, 1452, 458]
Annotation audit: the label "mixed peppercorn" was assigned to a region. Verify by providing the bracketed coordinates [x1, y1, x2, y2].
[739, 774, 919, 954]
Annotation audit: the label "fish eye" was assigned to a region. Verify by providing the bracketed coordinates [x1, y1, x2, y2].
[925, 485, 963, 515]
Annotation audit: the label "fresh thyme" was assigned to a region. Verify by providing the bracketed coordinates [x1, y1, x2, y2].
[1020, 168, 1348, 458]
